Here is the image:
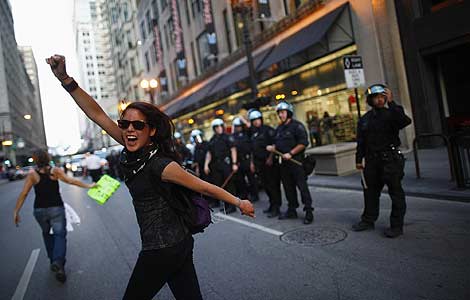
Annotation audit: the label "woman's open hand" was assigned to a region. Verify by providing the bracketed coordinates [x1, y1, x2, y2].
[46, 55, 69, 82]
[239, 200, 255, 218]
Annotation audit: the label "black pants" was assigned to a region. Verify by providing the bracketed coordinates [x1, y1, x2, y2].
[361, 155, 406, 228]
[123, 236, 202, 300]
[280, 160, 313, 211]
[209, 161, 235, 208]
[234, 160, 259, 201]
[255, 159, 281, 208]
[88, 168, 102, 182]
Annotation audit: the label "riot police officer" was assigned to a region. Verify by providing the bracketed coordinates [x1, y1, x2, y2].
[267, 101, 314, 224]
[232, 117, 259, 203]
[248, 110, 282, 218]
[174, 132, 192, 167]
[204, 118, 238, 213]
[190, 129, 208, 177]
[352, 84, 412, 238]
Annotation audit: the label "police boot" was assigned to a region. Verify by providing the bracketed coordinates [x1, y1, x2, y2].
[263, 205, 272, 214]
[384, 227, 403, 238]
[303, 209, 314, 224]
[267, 206, 280, 218]
[352, 221, 375, 231]
[278, 209, 298, 220]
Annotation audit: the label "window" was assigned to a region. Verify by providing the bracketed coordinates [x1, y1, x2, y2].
[197, 32, 210, 71]
[223, 9, 232, 54]
[123, 2, 129, 21]
[146, 10, 152, 34]
[185, 0, 191, 24]
[130, 58, 137, 76]
[160, 0, 168, 11]
[152, 0, 159, 19]
[191, 41, 199, 76]
[167, 17, 174, 46]
[191, 0, 202, 18]
[140, 21, 147, 41]
[144, 52, 150, 72]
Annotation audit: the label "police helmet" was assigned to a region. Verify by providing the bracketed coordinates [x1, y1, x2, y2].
[365, 84, 387, 106]
[211, 118, 224, 129]
[232, 117, 243, 127]
[248, 110, 263, 121]
[275, 101, 294, 117]
[190, 129, 203, 138]
[174, 132, 182, 139]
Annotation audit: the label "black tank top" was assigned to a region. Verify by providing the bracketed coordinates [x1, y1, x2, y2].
[33, 168, 64, 208]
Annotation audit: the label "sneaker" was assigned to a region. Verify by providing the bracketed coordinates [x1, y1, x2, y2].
[303, 210, 314, 224]
[50, 262, 60, 272]
[55, 266, 67, 283]
[384, 227, 403, 238]
[278, 210, 298, 220]
[352, 221, 375, 231]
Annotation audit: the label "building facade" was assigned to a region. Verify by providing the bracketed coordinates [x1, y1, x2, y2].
[394, 0, 470, 143]
[100, 0, 144, 102]
[0, 1, 47, 167]
[137, 0, 414, 150]
[18, 46, 48, 150]
[73, 0, 120, 151]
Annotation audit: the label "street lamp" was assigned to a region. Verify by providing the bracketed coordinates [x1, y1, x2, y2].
[231, 0, 258, 101]
[23, 114, 32, 120]
[140, 78, 159, 104]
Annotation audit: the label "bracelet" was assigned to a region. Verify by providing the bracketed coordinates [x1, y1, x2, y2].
[236, 197, 242, 208]
[62, 77, 79, 93]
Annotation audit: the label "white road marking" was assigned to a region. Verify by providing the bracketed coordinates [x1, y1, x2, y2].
[11, 248, 40, 300]
[213, 212, 284, 236]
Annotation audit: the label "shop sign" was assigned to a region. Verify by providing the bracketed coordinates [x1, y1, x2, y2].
[343, 55, 365, 88]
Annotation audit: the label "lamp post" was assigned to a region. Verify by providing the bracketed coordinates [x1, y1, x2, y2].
[140, 78, 159, 105]
[231, 0, 258, 101]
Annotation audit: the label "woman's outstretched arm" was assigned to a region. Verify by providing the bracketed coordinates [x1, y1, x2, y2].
[162, 162, 255, 217]
[53, 167, 95, 189]
[46, 55, 124, 145]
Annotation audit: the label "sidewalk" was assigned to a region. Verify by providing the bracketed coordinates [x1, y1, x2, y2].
[308, 147, 470, 201]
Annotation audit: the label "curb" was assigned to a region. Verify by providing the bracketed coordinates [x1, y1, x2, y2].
[308, 182, 470, 203]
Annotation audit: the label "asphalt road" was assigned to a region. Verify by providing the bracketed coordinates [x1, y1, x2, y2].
[1, 178, 469, 300]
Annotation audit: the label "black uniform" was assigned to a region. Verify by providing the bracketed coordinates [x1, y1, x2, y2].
[274, 119, 313, 212]
[251, 124, 281, 210]
[207, 133, 236, 209]
[175, 143, 192, 167]
[193, 141, 209, 177]
[233, 129, 259, 202]
[356, 101, 412, 229]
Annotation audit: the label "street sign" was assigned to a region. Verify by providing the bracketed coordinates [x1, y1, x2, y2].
[343, 55, 365, 88]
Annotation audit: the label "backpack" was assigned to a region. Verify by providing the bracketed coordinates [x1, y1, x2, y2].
[303, 154, 316, 176]
[167, 168, 212, 234]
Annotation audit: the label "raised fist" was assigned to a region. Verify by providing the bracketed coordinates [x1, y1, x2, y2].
[46, 55, 69, 82]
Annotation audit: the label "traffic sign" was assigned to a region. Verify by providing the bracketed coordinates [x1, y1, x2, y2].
[343, 55, 365, 88]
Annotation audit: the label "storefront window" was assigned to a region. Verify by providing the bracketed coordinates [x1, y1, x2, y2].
[173, 47, 366, 147]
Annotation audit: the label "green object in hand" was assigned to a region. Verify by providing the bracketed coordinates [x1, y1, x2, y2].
[87, 175, 121, 205]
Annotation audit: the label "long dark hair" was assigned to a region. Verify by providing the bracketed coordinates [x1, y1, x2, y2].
[121, 102, 181, 162]
[32, 149, 51, 168]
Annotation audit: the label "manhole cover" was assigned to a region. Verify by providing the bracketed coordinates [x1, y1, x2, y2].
[280, 226, 347, 246]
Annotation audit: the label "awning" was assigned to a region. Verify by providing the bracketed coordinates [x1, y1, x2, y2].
[165, 78, 220, 116]
[165, 46, 273, 117]
[208, 46, 274, 96]
[258, 4, 346, 71]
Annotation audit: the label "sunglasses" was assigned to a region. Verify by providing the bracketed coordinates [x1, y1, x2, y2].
[117, 119, 149, 130]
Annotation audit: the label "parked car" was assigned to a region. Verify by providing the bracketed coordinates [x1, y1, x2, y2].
[70, 154, 85, 177]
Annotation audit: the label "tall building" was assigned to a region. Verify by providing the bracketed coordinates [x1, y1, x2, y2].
[18, 46, 48, 150]
[138, 0, 414, 149]
[73, 0, 119, 151]
[0, 1, 47, 167]
[99, 0, 144, 102]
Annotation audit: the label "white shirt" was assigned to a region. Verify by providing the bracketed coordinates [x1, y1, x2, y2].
[82, 154, 102, 170]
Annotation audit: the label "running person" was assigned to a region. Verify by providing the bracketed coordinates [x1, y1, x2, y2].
[13, 149, 95, 283]
[46, 54, 255, 300]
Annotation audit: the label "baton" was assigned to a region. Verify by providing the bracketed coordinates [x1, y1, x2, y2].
[221, 170, 236, 189]
[272, 149, 303, 166]
[360, 158, 368, 189]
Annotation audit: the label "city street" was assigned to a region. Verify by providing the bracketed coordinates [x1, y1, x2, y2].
[1, 179, 469, 300]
